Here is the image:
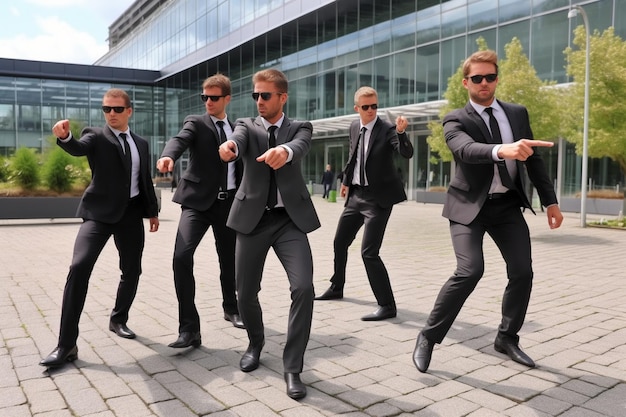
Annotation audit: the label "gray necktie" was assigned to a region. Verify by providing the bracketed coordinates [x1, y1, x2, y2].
[267, 126, 278, 208]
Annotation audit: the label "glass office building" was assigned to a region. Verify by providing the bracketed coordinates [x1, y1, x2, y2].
[2, 0, 625, 201]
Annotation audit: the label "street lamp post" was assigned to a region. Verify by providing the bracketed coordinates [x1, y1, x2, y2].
[568, 5, 590, 228]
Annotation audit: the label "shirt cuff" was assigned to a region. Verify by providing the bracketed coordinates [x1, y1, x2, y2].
[280, 145, 294, 162]
[492, 144, 502, 161]
[58, 132, 73, 143]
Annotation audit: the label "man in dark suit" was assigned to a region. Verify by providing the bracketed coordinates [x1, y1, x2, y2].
[321, 164, 334, 198]
[413, 50, 563, 373]
[156, 74, 244, 350]
[219, 69, 320, 400]
[315, 86, 413, 321]
[40, 88, 159, 368]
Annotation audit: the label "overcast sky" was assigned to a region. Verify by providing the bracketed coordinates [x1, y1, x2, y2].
[0, 0, 136, 65]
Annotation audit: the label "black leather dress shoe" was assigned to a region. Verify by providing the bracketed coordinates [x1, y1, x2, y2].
[314, 284, 343, 300]
[284, 372, 306, 399]
[240, 342, 264, 372]
[168, 332, 202, 348]
[361, 304, 397, 321]
[224, 312, 245, 329]
[39, 346, 78, 367]
[412, 332, 434, 373]
[109, 322, 136, 339]
[494, 336, 535, 367]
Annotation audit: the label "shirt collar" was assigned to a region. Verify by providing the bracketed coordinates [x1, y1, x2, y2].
[360, 117, 377, 131]
[261, 113, 285, 130]
[470, 98, 503, 115]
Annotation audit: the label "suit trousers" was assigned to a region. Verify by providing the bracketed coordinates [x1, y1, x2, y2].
[173, 196, 238, 333]
[422, 195, 533, 344]
[58, 199, 145, 348]
[330, 187, 395, 306]
[235, 208, 314, 373]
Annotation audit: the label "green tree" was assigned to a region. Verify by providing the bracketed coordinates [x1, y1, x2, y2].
[427, 37, 561, 163]
[564, 26, 626, 174]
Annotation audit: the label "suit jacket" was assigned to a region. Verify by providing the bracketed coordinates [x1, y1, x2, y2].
[57, 125, 159, 223]
[343, 117, 414, 207]
[441, 100, 557, 225]
[226, 116, 321, 235]
[160, 113, 243, 211]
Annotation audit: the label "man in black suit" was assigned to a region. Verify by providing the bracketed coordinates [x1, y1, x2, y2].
[40, 88, 160, 368]
[321, 164, 334, 198]
[315, 86, 413, 321]
[157, 74, 244, 350]
[219, 69, 320, 400]
[413, 50, 563, 373]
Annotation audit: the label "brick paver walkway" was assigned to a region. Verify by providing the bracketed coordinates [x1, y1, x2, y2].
[1, 190, 624, 416]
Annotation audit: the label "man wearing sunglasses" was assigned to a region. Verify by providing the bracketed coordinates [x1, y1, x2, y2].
[40, 88, 160, 368]
[218, 69, 319, 400]
[156, 74, 245, 351]
[315, 86, 413, 322]
[413, 50, 563, 373]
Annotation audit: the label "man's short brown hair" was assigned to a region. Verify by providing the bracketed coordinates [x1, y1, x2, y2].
[202, 73, 231, 96]
[462, 50, 499, 78]
[104, 88, 131, 108]
[252, 69, 288, 93]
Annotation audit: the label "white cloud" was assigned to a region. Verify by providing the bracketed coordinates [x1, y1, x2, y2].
[0, 15, 107, 64]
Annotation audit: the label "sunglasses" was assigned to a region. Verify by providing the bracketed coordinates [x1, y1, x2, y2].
[201, 94, 226, 102]
[252, 92, 282, 101]
[359, 104, 378, 111]
[102, 106, 128, 113]
[467, 73, 498, 84]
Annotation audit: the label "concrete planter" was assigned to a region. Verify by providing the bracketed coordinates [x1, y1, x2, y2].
[415, 191, 447, 204]
[0, 197, 80, 219]
[560, 197, 625, 216]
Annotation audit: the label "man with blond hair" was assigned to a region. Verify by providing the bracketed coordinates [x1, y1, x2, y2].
[315, 86, 413, 321]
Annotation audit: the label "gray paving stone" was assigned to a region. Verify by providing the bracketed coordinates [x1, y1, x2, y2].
[1, 193, 626, 416]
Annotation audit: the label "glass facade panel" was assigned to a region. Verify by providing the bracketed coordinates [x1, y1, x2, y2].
[441, 1, 467, 39]
[1, 0, 623, 197]
[393, 50, 416, 105]
[499, 0, 531, 23]
[468, 0, 497, 31]
[529, 12, 568, 82]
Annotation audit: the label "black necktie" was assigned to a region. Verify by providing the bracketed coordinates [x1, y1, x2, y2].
[267, 125, 278, 208]
[485, 108, 515, 189]
[358, 127, 367, 186]
[216, 121, 228, 191]
[119, 132, 131, 173]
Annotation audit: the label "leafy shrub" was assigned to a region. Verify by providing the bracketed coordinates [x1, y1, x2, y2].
[42, 147, 76, 192]
[0, 156, 10, 182]
[10, 148, 40, 190]
[73, 158, 92, 189]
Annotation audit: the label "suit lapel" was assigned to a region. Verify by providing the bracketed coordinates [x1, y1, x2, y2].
[366, 117, 382, 159]
[498, 100, 520, 140]
[203, 114, 220, 145]
[464, 103, 492, 143]
[104, 125, 127, 165]
[253, 116, 267, 151]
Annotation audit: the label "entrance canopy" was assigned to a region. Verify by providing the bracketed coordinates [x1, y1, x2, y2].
[310, 100, 446, 135]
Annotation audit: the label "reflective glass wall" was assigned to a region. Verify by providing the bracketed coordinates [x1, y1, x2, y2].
[101, 0, 626, 199]
[0, 77, 165, 172]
